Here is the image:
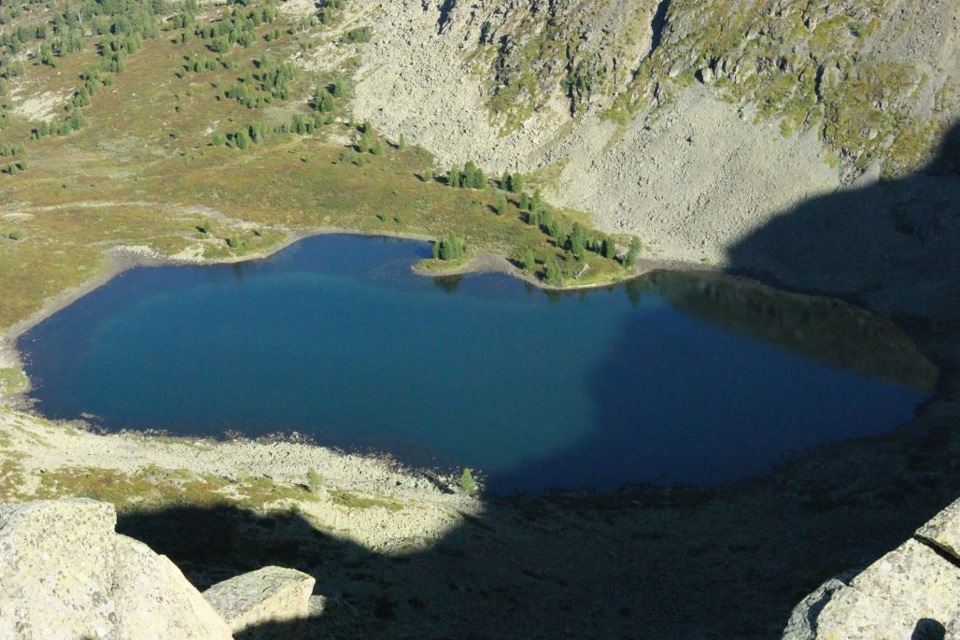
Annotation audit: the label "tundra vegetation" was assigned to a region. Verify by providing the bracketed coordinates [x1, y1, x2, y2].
[0, 0, 638, 530]
[0, 0, 637, 338]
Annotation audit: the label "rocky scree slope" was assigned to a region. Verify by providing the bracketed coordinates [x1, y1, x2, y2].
[345, 0, 959, 265]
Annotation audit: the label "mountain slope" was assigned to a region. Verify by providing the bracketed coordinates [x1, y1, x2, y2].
[348, 0, 960, 264]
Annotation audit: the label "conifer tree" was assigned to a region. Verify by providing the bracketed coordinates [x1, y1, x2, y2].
[495, 194, 507, 216]
[624, 237, 642, 267]
[448, 166, 461, 188]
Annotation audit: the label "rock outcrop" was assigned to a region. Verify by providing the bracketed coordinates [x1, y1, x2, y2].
[784, 497, 960, 639]
[0, 499, 318, 640]
[0, 498, 233, 639]
[203, 566, 316, 639]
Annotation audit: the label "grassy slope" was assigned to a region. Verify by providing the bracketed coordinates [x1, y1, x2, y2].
[0, 0, 630, 333]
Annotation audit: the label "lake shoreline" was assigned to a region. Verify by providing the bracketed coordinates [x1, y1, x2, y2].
[7, 230, 935, 493]
[3, 378, 960, 638]
[3, 229, 960, 638]
[0, 226, 719, 371]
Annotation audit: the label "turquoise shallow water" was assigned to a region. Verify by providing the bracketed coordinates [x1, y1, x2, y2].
[19, 235, 928, 494]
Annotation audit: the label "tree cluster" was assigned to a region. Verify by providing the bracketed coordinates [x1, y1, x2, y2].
[500, 171, 525, 193]
[275, 112, 328, 136]
[216, 122, 268, 149]
[224, 57, 297, 108]
[181, 54, 220, 75]
[339, 26, 372, 44]
[0, 142, 26, 175]
[31, 111, 85, 140]
[195, 5, 275, 51]
[432, 233, 465, 261]
[0, 142, 26, 158]
[317, 0, 345, 25]
[356, 121, 382, 155]
[447, 161, 486, 189]
[308, 81, 342, 113]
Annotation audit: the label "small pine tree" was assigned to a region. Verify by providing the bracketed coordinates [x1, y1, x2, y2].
[359, 129, 372, 153]
[448, 166, 461, 188]
[249, 122, 265, 144]
[458, 468, 477, 494]
[546, 220, 562, 239]
[235, 129, 249, 149]
[539, 208, 554, 229]
[519, 249, 535, 269]
[544, 258, 561, 285]
[624, 237, 642, 267]
[601, 237, 616, 259]
[495, 194, 507, 216]
[519, 192, 531, 211]
[306, 467, 323, 493]
[569, 233, 585, 261]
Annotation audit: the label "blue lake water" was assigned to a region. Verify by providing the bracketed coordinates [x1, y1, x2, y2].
[19, 235, 932, 494]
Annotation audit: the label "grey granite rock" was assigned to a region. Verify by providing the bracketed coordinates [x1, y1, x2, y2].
[784, 523, 960, 638]
[918, 497, 960, 563]
[204, 565, 316, 639]
[0, 499, 232, 640]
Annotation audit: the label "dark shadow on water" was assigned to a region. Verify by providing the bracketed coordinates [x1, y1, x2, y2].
[726, 121, 960, 372]
[635, 270, 938, 392]
[489, 264, 936, 494]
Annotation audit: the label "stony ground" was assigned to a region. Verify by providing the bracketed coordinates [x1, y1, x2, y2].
[2, 380, 960, 639]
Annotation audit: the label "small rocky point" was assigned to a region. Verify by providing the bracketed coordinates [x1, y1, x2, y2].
[0, 498, 313, 639]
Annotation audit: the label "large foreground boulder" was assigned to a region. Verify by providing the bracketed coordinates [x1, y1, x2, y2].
[784, 497, 960, 639]
[0, 499, 232, 639]
[203, 566, 315, 639]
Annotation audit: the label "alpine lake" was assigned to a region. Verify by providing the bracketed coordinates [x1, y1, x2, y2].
[19, 235, 937, 495]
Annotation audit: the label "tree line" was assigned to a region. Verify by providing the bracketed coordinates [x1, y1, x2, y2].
[430, 159, 645, 281]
